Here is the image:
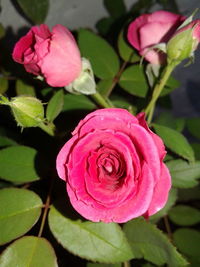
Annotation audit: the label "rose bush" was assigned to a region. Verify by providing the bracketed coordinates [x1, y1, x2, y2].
[12, 24, 82, 87]
[127, 10, 185, 64]
[56, 108, 171, 223]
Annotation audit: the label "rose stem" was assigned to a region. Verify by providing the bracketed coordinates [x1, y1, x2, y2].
[91, 91, 114, 108]
[144, 62, 176, 124]
[38, 171, 55, 237]
[163, 215, 173, 242]
[106, 52, 135, 97]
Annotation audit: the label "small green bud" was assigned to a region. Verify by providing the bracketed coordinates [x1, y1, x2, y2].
[64, 58, 96, 95]
[10, 96, 44, 128]
[167, 20, 200, 64]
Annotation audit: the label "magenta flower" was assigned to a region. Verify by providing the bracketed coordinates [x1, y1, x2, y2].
[56, 108, 171, 223]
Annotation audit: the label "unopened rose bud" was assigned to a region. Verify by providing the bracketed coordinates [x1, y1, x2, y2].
[64, 58, 96, 95]
[167, 20, 200, 64]
[9, 96, 44, 128]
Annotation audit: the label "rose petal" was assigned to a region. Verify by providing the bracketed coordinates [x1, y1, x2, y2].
[146, 163, 171, 216]
[67, 162, 154, 223]
[40, 24, 82, 87]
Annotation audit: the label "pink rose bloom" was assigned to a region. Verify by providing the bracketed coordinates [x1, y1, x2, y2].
[12, 24, 82, 87]
[56, 108, 171, 223]
[127, 10, 185, 64]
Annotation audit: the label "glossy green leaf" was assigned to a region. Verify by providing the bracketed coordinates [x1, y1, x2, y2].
[169, 205, 200, 226]
[118, 30, 140, 63]
[104, 0, 126, 18]
[119, 65, 148, 97]
[150, 188, 178, 223]
[97, 79, 113, 97]
[124, 218, 188, 266]
[0, 188, 42, 245]
[78, 29, 120, 79]
[0, 236, 58, 267]
[0, 145, 39, 183]
[155, 112, 185, 132]
[16, 0, 49, 24]
[166, 159, 200, 188]
[173, 228, 200, 258]
[63, 94, 96, 111]
[153, 124, 194, 162]
[48, 206, 133, 263]
[46, 90, 64, 122]
[186, 118, 200, 139]
[16, 79, 36, 96]
[0, 77, 8, 94]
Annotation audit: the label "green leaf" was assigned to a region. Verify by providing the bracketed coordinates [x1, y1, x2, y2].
[48, 206, 133, 263]
[155, 112, 185, 132]
[97, 79, 113, 98]
[111, 95, 137, 114]
[0, 145, 39, 183]
[166, 159, 200, 188]
[191, 143, 200, 160]
[119, 65, 148, 97]
[153, 124, 194, 162]
[117, 30, 140, 63]
[46, 90, 64, 122]
[16, 79, 36, 97]
[169, 205, 200, 226]
[0, 77, 8, 94]
[16, 0, 49, 24]
[0, 136, 17, 147]
[160, 76, 180, 97]
[186, 118, 200, 139]
[63, 94, 96, 111]
[96, 17, 114, 36]
[0, 188, 42, 245]
[124, 218, 188, 266]
[0, 236, 58, 267]
[173, 228, 200, 258]
[78, 29, 120, 79]
[150, 188, 178, 223]
[104, 0, 126, 18]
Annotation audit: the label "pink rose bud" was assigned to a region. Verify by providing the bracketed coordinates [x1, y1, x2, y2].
[167, 20, 200, 63]
[12, 24, 82, 87]
[127, 11, 185, 64]
[56, 109, 171, 223]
